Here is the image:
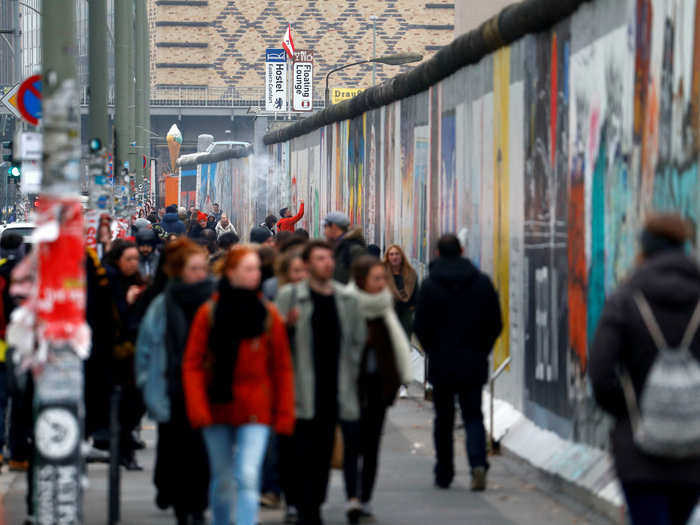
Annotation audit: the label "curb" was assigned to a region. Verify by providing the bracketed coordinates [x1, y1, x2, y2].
[409, 384, 625, 524]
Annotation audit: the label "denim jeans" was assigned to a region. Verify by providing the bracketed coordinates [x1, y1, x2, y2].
[261, 431, 280, 495]
[432, 383, 488, 487]
[202, 424, 270, 525]
[622, 482, 699, 525]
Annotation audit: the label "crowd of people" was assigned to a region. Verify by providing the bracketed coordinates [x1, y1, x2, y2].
[0, 200, 697, 525]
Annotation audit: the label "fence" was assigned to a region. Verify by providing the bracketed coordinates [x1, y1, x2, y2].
[79, 86, 327, 109]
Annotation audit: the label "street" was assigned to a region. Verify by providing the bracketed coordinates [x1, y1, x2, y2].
[2, 386, 613, 524]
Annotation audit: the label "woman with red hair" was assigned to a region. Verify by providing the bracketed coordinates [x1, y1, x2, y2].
[182, 244, 295, 525]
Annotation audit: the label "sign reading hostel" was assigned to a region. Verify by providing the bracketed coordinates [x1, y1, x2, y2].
[293, 50, 314, 112]
[266, 48, 287, 112]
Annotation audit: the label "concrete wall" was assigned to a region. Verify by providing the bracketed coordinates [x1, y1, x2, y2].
[256, 0, 700, 448]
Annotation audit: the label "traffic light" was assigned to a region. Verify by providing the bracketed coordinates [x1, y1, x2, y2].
[89, 137, 102, 153]
[2, 141, 20, 180]
[2, 140, 12, 163]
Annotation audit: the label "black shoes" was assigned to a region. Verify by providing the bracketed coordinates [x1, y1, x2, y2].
[346, 498, 361, 524]
[119, 454, 143, 471]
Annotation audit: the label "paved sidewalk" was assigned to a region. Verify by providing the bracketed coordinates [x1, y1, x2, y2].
[1, 386, 613, 524]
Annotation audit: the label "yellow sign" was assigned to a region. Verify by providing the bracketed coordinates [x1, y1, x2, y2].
[332, 88, 364, 104]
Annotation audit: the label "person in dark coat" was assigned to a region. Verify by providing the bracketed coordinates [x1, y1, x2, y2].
[188, 212, 208, 240]
[136, 238, 214, 525]
[589, 214, 700, 525]
[414, 234, 502, 492]
[323, 212, 367, 284]
[103, 240, 147, 470]
[84, 246, 117, 453]
[162, 205, 186, 235]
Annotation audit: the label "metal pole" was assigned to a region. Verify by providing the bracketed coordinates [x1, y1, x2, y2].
[371, 16, 377, 86]
[36, 0, 85, 522]
[115, 0, 130, 179]
[135, 0, 146, 188]
[108, 386, 122, 524]
[142, 1, 151, 202]
[88, 0, 109, 148]
[13, 0, 21, 83]
[128, 1, 136, 185]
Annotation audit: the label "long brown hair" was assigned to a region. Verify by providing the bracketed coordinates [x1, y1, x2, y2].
[383, 244, 414, 275]
[275, 246, 304, 287]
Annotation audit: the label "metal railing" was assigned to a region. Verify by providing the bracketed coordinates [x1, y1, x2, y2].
[489, 356, 512, 454]
[79, 85, 327, 109]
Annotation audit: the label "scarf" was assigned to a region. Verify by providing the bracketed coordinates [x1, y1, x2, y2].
[386, 264, 417, 304]
[347, 282, 412, 383]
[208, 278, 267, 403]
[164, 278, 215, 397]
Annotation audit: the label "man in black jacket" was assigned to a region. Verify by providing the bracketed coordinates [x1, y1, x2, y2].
[414, 234, 502, 492]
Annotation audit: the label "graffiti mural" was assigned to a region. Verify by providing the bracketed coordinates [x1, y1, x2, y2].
[168, 0, 700, 446]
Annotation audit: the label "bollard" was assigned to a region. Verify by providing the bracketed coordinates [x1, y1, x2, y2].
[108, 386, 121, 525]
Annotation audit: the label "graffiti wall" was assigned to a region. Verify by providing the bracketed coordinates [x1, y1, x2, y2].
[256, 0, 700, 447]
[186, 155, 254, 236]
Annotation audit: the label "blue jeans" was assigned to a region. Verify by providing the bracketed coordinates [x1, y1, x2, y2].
[622, 482, 698, 525]
[432, 383, 488, 487]
[202, 424, 270, 525]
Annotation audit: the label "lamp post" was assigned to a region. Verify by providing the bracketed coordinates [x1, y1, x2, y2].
[324, 52, 423, 106]
[370, 15, 377, 86]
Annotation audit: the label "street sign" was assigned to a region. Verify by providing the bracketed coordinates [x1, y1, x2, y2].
[16, 74, 42, 126]
[15, 131, 42, 160]
[0, 83, 22, 120]
[293, 50, 314, 112]
[332, 88, 364, 105]
[265, 48, 287, 112]
[21, 159, 42, 194]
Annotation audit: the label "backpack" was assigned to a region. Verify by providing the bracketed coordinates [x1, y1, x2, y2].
[619, 292, 700, 459]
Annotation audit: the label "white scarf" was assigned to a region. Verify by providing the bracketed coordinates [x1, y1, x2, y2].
[346, 282, 412, 383]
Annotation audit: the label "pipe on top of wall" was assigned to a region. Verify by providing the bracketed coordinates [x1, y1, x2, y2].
[263, 0, 591, 146]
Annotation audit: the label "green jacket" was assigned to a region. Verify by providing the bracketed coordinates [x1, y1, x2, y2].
[276, 280, 366, 421]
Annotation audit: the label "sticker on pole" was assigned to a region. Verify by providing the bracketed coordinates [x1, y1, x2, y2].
[16, 75, 42, 126]
[0, 83, 22, 121]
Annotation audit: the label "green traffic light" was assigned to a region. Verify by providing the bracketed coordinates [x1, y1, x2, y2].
[9, 165, 20, 177]
[89, 137, 102, 153]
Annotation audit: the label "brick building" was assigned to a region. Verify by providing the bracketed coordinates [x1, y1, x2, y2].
[150, 0, 455, 93]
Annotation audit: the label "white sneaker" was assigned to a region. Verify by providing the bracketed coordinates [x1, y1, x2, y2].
[399, 385, 409, 398]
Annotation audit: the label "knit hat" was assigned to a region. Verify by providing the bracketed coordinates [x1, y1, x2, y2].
[135, 229, 157, 247]
[133, 218, 151, 232]
[250, 226, 273, 244]
[324, 211, 350, 229]
[197, 211, 208, 222]
[165, 204, 178, 214]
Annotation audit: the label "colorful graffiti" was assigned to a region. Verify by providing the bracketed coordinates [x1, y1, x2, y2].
[184, 0, 700, 445]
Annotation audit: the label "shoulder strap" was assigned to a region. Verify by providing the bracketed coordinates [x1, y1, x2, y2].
[633, 292, 668, 350]
[680, 298, 700, 348]
[206, 298, 216, 326]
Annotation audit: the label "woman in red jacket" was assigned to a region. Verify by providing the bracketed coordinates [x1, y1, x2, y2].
[182, 244, 295, 525]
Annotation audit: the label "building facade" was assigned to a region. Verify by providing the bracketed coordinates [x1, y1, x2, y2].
[454, 0, 517, 36]
[151, 0, 455, 93]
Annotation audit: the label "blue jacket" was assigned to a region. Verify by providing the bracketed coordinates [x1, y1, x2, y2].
[135, 294, 170, 422]
[161, 212, 185, 235]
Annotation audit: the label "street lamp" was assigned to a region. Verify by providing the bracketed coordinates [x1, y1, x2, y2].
[324, 52, 423, 106]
